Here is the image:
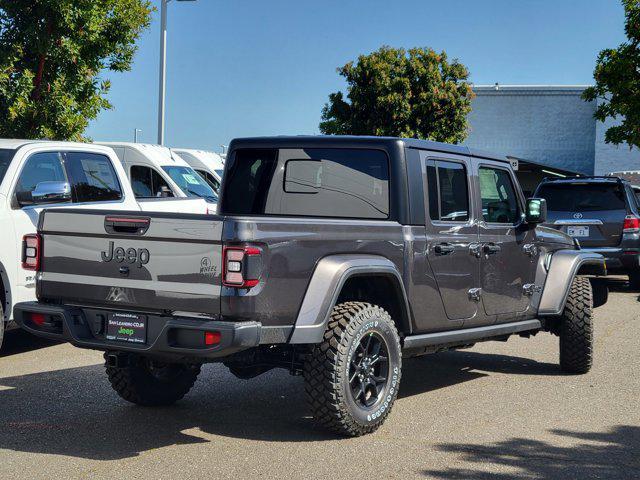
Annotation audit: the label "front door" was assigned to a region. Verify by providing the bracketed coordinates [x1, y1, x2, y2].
[476, 163, 539, 317]
[424, 157, 480, 322]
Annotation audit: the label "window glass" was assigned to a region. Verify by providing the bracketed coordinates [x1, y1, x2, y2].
[222, 149, 278, 215]
[281, 151, 388, 218]
[426, 161, 469, 222]
[536, 183, 626, 212]
[65, 152, 122, 202]
[162, 166, 218, 202]
[479, 167, 519, 223]
[16, 152, 68, 193]
[426, 163, 439, 221]
[221, 148, 389, 219]
[196, 170, 220, 192]
[0, 149, 16, 185]
[130, 165, 173, 198]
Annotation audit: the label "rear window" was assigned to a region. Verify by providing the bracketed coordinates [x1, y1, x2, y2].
[221, 148, 389, 219]
[536, 183, 627, 212]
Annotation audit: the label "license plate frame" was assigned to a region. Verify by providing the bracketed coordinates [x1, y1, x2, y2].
[106, 312, 147, 345]
[567, 226, 590, 238]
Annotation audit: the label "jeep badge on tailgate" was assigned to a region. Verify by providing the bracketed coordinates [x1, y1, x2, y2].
[101, 241, 150, 268]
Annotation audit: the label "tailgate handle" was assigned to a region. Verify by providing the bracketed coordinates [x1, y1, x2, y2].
[104, 216, 150, 236]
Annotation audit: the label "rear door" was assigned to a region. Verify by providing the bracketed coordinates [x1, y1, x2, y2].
[38, 210, 223, 316]
[423, 155, 481, 322]
[536, 182, 627, 247]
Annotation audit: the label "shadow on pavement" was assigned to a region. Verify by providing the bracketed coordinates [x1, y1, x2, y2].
[0, 348, 567, 460]
[0, 328, 61, 358]
[422, 425, 640, 479]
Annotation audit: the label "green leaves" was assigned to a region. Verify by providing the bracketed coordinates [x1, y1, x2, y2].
[582, 0, 640, 149]
[0, 0, 153, 141]
[320, 46, 474, 143]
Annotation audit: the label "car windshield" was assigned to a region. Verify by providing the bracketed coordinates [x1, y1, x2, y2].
[537, 182, 626, 212]
[0, 148, 16, 185]
[162, 166, 218, 202]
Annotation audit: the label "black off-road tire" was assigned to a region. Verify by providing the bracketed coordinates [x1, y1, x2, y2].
[304, 302, 402, 437]
[559, 276, 593, 374]
[105, 353, 201, 406]
[628, 271, 640, 291]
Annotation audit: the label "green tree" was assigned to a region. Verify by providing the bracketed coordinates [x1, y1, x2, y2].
[319, 46, 474, 143]
[0, 0, 153, 141]
[583, 0, 640, 148]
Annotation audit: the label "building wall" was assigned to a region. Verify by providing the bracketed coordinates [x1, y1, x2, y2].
[594, 100, 640, 174]
[465, 86, 597, 174]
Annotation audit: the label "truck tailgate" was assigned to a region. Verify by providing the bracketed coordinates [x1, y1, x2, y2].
[37, 209, 222, 316]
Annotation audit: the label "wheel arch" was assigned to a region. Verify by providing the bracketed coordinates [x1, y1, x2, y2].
[538, 250, 605, 316]
[288, 255, 412, 344]
[0, 260, 10, 322]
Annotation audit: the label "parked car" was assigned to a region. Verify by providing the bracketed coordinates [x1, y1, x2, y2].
[171, 148, 224, 194]
[15, 136, 606, 436]
[0, 139, 212, 349]
[535, 176, 640, 289]
[98, 142, 218, 210]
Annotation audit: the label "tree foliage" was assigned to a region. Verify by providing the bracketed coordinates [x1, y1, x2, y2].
[319, 46, 475, 143]
[583, 0, 640, 148]
[0, 0, 153, 141]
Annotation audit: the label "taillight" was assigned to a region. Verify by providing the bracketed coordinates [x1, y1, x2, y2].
[22, 234, 41, 271]
[623, 215, 640, 233]
[222, 245, 263, 288]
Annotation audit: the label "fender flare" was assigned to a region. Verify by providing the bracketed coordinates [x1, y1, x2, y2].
[288, 254, 410, 344]
[538, 250, 606, 316]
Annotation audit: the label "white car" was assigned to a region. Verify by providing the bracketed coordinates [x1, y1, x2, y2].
[0, 140, 209, 348]
[99, 143, 218, 209]
[171, 148, 225, 194]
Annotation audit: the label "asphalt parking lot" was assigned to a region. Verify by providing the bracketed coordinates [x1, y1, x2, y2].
[1, 278, 638, 480]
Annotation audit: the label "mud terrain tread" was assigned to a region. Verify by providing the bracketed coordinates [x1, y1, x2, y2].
[304, 301, 401, 437]
[559, 276, 593, 374]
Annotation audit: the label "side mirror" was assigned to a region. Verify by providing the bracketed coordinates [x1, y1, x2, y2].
[525, 198, 547, 224]
[17, 181, 72, 207]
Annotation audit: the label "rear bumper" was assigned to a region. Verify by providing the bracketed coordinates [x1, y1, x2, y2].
[581, 247, 640, 272]
[13, 302, 261, 361]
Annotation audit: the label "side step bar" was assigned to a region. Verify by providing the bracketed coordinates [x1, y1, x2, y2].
[403, 319, 542, 350]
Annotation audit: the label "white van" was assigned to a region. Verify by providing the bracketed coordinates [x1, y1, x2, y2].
[171, 148, 225, 193]
[98, 143, 218, 210]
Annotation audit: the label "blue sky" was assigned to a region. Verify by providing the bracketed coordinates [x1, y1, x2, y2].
[86, 0, 627, 152]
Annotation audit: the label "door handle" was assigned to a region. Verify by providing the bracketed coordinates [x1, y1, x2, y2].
[434, 243, 455, 255]
[483, 243, 501, 255]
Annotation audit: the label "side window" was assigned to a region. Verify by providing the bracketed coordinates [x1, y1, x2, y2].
[196, 169, 220, 192]
[426, 160, 469, 222]
[281, 151, 389, 218]
[16, 152, 68, 193]
[479, 167, 519, 224]
[65, 152, 122, 203]
[130, 165, 173, 198]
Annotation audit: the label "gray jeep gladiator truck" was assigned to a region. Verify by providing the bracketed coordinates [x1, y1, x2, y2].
[15, 136, 607, 436]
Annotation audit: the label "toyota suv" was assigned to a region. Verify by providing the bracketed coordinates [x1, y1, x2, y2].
[535, 176, 640, 288]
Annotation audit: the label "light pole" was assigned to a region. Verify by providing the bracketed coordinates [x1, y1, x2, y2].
[157, 0, 196, 145]
[133, 128, 142, 143]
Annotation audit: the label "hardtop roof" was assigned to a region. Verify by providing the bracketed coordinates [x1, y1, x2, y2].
[228, 135, 509, 163]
